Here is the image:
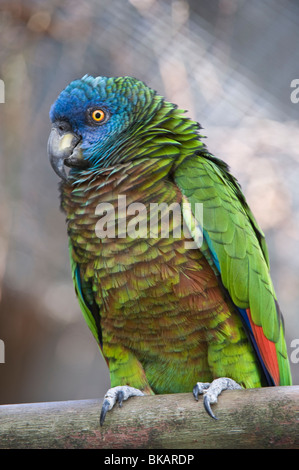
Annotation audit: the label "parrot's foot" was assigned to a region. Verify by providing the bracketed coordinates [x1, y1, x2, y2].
[193, 377, 242, 420]
[100, 385, 144, 426]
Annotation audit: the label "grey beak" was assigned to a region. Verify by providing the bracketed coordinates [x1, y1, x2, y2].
[47, 122, 85, 181]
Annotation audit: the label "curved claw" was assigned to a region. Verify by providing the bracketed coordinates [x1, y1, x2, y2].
[117, 390, 124, 408]
[100, 399, 111, 426]
[100, 386, 145, 426]
[193, 382, 211, 401]
[203, 394, 218, 420]
[193, 385, 199, 401]
[193, 377, 242, 421]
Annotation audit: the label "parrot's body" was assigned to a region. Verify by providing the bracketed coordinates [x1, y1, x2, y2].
[48, 76, 292, 422]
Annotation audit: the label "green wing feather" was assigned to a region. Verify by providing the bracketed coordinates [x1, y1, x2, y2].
[69, 240, 105, 358]
[174, 153, 292, 385]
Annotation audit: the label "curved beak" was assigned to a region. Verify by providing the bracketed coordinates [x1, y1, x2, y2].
[47, 121, 87, 181]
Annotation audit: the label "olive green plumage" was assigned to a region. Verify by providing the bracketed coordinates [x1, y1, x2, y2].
[50, 75, 291, 400]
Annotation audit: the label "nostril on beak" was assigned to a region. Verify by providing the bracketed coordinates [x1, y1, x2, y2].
[56, 120, 72, 135]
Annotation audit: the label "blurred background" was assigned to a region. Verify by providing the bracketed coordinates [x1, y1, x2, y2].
[0, 0, 298, 405]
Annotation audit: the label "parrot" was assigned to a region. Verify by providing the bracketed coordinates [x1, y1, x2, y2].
[47, 75, 292, 425]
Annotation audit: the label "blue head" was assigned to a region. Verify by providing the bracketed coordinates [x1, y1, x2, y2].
[48, 75, 161, 180]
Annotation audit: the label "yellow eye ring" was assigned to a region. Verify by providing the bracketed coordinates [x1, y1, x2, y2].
[91, 109, 105, 122]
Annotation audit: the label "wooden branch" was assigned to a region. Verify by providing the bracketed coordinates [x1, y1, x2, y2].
[0, 386, 298, 449]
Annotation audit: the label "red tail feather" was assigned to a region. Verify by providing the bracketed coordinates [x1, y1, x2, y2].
[246, 308, 280, 385]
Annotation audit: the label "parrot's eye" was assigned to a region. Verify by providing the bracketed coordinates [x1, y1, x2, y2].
[87, 107, 109, 125]
[92, 109, 105, 122]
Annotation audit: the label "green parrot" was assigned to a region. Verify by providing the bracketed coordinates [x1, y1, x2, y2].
[48, 75, 292, 425]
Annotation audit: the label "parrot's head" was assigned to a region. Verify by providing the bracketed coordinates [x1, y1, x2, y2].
[48, 75, 163, 181]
